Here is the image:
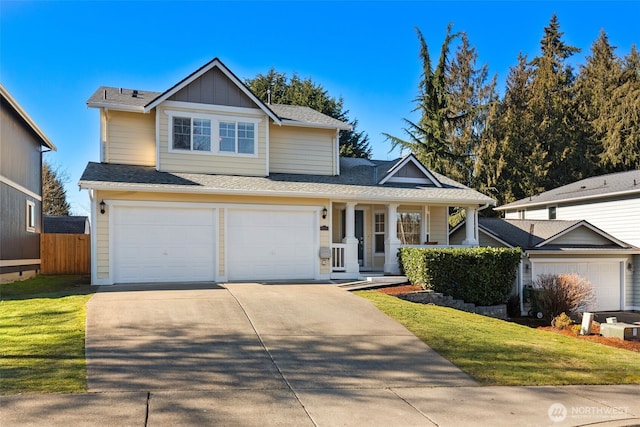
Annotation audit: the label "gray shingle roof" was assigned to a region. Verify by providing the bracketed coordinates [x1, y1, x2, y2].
[87, 87, 162, 110]
[478, 218, 582, 248]
[268, 104, 351, 130]
[79, 158, 495, 205]
[496, 169, 640, 210]
[43, 216, 89, 234]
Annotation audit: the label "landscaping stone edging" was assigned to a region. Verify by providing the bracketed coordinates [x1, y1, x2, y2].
[398, 290, 507, 319]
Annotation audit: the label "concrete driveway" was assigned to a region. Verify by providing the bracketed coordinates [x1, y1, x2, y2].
[85, 282, 475, 393]
[3, 282, 639, 426]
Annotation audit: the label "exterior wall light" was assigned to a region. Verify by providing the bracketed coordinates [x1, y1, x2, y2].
[322, 207, 328, 219]
[100, 200, 106, 214]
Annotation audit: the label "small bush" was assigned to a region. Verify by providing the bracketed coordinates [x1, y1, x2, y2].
[533, 274, 596, 323]
[551, 312, 573, 330]
[571, 325, 582, 336]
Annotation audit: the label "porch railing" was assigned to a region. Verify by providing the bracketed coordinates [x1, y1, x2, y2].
[331, 244, 347, 272]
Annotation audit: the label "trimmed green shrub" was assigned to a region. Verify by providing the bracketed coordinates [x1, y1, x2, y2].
[398, 247, 522, 306]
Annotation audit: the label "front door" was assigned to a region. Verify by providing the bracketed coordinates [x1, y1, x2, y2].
[355, 210, 364, 266]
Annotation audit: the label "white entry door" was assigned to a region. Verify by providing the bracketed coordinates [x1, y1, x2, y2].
[532, 260, 622, 311]
[226, 208, 316, 280]
[113, 206, 215, 283]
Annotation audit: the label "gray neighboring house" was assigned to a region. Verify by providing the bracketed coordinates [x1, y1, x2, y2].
[450, 218, 640, 313]
[1, 84, 57, 283]
[43, 216, 90, 234]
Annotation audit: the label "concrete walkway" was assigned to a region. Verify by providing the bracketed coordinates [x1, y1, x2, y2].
[1, 282, 639, 426]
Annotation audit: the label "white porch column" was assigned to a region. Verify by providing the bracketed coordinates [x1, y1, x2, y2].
[462, 206, 479, 245]
[384, 203, 402, 275]
[342, 202, 359, 276]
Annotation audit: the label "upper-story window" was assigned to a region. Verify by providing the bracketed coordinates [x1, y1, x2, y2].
[26, 200, 36, 232]
[219, 121, 255, 154]
[548, 206, 557, 220]
[168, 110, 259, 156]
[173, 117, 211, 151]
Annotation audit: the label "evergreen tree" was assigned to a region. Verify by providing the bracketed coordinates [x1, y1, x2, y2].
[42, 161, 71, 216]
[574, 30, 622, 174]
[528, 14, 583, 187]
[246, 69, 372, 159]
[599, 45, 640, 170]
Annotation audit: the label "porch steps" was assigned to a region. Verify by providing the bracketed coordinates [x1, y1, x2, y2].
[338, 275, 409, 291]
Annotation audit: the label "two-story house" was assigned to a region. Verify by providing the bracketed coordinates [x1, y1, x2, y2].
[1, 84, 57, 282]
[79, 58, 494, 285]
[493, 171, 640, 312]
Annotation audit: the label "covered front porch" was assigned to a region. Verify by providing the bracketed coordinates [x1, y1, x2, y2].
[329, 201, 480, 279]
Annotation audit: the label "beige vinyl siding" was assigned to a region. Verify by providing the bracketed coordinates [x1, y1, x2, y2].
[157, 105, 267, 176]
[428, 206, 448, 245]
[269, 126, 335, 175]
[96, 194, 109, 279]
[106, 110, 156, 166]
[551, 227, 614, 246]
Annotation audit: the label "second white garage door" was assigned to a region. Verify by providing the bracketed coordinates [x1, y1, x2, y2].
[532, 260, 622, 311]
[226, 209, 316, 280]
[113, 206, 216, 283]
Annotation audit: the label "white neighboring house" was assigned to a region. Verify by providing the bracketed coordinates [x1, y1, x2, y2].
[493, 170, 640, 312]
[450, 218, 640, 313]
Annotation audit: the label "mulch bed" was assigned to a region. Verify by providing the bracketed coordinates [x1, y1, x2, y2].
[375, 284, 640, 353]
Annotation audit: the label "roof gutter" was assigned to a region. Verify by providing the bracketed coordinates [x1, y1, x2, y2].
[77, 180, 494, 206]
[495, 188, 640, 211]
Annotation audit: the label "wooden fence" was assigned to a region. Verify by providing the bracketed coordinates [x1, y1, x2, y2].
[40, 233, 91, 275]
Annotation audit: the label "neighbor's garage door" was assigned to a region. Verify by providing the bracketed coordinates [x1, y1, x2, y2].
[227, 209, 316, 280]
[533, 260, 622, 311]
[113, 206, 215, 283]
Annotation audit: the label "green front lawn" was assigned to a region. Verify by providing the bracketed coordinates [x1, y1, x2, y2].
[0, 276, 92, 394]
[357, 291, 640, 385]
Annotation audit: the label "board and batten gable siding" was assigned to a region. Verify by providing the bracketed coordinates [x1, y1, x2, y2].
[104, 110, 156, 166]
[169, 67, 255, 108]
[157, 105, 267, 175]
[269, 125, 336, 175]
[556, 197, 640, 248]
[0, 100, 42, 193]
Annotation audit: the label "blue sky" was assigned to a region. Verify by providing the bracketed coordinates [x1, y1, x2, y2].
[1, 1, 638, 215]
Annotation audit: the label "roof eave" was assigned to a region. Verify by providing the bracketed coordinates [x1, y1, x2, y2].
[86, 102, 146, 113]
[495, 187, 640, 211]
[280, 119, 351, 131]
[78, 180, 494, 205]
[1, 83, 56, 151]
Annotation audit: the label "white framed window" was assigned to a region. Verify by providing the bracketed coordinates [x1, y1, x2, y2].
[397, 211, 421, 245]
[548, 206, 557, 220]
[374, 212, 385, 254]
[167, 110, 258, 156]
[26, 200, 36, 232]
[219, 121, 255, 154]
[172, 116, 211, 152]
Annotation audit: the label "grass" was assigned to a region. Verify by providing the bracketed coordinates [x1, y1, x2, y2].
[357, 290, 640, 385]
[0, 275, 93, 394]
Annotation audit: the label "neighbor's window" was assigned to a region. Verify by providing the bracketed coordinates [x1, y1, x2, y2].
[172, 117, 211, 152]
[219, 121, 255, 154]
[548, 206, 557, 220]
[26, 200, 36, 232]
[374, 212, 385, 253]
[397, 212, 421, 244]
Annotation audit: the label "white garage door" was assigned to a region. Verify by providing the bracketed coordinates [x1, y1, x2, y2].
[533, 260, 622, 311]
[113, 206, 215, 283]
[227, 209, 316, 280]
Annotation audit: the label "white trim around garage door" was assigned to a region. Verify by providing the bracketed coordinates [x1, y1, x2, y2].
[530, 257, 625, 311]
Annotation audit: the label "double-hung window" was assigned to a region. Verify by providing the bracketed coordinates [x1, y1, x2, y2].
[374, 212, 385, 253]
[172, 116, 211, 152]
[219, 121, 255, 154]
